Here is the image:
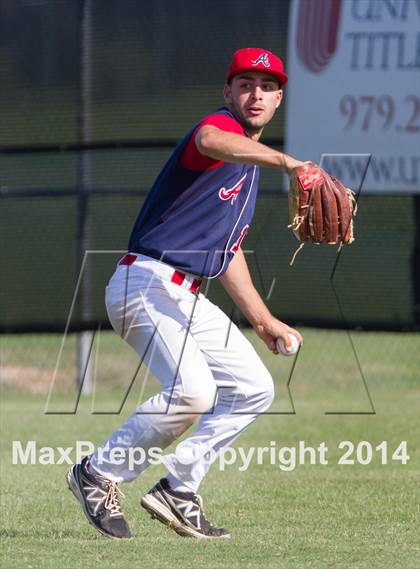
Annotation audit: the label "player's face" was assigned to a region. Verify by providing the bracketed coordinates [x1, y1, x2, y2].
[223, 72, 283, 137]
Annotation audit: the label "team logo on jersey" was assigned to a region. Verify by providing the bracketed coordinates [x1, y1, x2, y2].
[231, 224, 249, 254]
[251, 53, 270, 68]
[218, 174, 247, 205]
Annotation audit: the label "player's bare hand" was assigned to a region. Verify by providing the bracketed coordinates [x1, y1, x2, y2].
[255, 317, 303, 354]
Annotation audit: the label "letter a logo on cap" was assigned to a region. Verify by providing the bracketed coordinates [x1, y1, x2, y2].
[251, 53, 270, 68]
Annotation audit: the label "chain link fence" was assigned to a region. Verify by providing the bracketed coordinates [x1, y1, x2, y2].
[1, 0, 418, 394]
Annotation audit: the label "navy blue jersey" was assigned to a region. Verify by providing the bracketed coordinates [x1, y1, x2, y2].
[128, 107, 260, 278]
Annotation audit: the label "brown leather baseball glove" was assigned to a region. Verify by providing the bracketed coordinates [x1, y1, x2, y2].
[288, 162, 357, 264]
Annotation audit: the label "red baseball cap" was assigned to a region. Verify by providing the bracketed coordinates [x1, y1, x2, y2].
[226, 48, 288, 87]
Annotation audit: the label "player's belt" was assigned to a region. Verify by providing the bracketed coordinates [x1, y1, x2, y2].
[118, 253, 202, 294]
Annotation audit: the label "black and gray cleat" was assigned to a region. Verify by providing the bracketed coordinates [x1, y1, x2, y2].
[66, 456, 131, 539]
[141, 478, 230, 539]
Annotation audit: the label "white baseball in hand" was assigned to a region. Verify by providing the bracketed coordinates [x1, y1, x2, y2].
[276, 333, 300, 356]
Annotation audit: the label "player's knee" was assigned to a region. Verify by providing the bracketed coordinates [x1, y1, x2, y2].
[176, 384, 217, 414]
[261, 373, 275, 409]
[251, 369, 275, 411]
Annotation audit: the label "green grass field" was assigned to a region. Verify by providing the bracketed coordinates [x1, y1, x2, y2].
[1, 329, 419, 569]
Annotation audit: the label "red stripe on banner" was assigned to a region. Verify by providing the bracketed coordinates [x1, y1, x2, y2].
[171, 271, 185, 286]
[296, 0, 341, 73]
[308, 0, 319, 71]
[317, 0, 330, 63]
[310, 0, 327, 72]
[328, 0, 342, 55]
[308, 0, 317, 70]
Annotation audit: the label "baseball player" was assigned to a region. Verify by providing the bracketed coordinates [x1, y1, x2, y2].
[67, 47, 304, 540]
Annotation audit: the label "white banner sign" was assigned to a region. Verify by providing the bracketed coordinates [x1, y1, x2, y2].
[286, 0, 420, 192]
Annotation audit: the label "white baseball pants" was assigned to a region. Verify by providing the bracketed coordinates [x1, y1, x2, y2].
[90, 254, 274, 492]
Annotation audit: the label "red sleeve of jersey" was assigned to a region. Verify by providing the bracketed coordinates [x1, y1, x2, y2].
[179, 113, 245, 172]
